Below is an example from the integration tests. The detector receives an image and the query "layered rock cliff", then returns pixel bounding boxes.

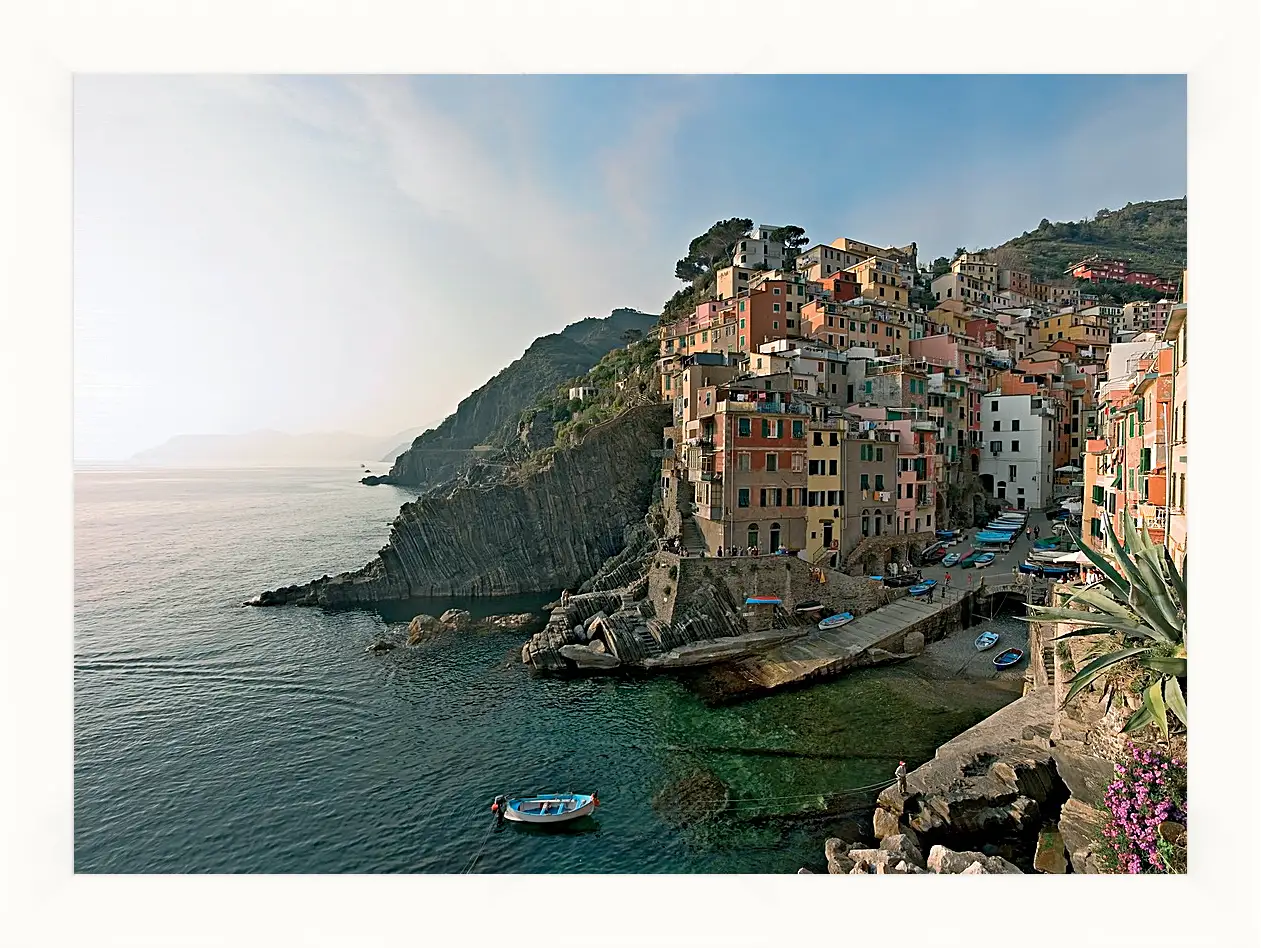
[255,402,671,606]
[375,308,657,490]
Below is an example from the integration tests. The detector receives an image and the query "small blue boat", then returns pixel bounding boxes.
[818,612,854,630]
[975,631,1000,651]
[993,648,1024,669]
[500,793,598,824]
[908,579,937,597]
[974,552,996,567]
[941,552,961,567]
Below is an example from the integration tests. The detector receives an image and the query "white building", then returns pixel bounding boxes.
[979,393,1056,510]
[732,225,786,271]
[755,339,866,404]
[568,385,599,402]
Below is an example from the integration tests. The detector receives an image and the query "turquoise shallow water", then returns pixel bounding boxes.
[74,467,1019,873]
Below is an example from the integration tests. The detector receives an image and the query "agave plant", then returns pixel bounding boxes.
[1024,513,1186,739]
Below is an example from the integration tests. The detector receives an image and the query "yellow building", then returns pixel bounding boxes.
[847,255,912,306]
[1036,313,1111,347]
[805,421,846,564]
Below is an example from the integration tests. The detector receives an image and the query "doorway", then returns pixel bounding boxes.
[747,523,759,551]
[769,522,781,552]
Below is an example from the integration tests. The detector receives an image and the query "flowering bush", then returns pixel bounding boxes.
[1101,741,1186,873]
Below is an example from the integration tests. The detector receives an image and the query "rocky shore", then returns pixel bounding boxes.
[252,403,670,606]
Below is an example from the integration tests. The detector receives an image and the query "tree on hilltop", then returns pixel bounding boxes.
[768,225,809,267]
[673,217,754,282]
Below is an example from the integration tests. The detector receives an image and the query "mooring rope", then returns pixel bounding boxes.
[463,818,497,874]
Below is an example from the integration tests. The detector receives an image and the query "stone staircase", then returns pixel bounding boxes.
[681,516,707,555]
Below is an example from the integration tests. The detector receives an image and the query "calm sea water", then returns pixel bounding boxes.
[75,466,1021,873]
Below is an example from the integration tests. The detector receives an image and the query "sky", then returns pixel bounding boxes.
[73,74,1187,461]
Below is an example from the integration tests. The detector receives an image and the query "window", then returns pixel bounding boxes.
[861,473,870,490]
[1011,419,1020,431]
[992,420,1001,431]
[813,431,823,446]
[738,452,751,471]
[766,453,779,473]
[760,488,768,507]
[827,490,839,506]
[792,420,803,439]
[773,287,781,295]
[991,401,999,412]
[773,320,779,329]
[1011,440,1020,452]
[876,448,884,461]
[1009,465,1018,480]
[791,453,803,473]
[738,417,751,437]
[989,441,1001,453]
[761,419,771,438]
[738,489,750,508]
[874,475,885,491]
[829,459,837,476]
[773,305,780,314]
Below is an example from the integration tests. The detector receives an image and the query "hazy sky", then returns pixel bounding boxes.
[73,74,1186,460]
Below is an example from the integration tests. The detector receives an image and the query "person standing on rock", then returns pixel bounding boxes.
[895,761,908,794]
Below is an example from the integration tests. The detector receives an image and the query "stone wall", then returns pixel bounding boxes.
[648,553,899,627]
[842,532,937,573]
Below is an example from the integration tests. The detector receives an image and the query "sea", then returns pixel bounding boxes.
[74,466,1024,874]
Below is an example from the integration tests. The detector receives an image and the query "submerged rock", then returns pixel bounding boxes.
[652,771,729,828]
[366,640,396,653]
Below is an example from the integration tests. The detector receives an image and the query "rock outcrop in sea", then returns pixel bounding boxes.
[255,403,671,606]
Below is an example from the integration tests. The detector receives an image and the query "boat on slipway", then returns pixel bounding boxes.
[974,631,1000,651]
[818,612,854,631]
[907,579,937,597]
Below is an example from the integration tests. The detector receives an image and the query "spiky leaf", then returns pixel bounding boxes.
[1064,646,1151,704]
[1123,702,1155,735]
[1164,676,1187,728]
[1164,548,1187,614]
[1142,679,1169,740]
[1129,550,1183,639]
[1141,656,1187,677]
[1064,587,1138,622]
[1069,526,1130,598]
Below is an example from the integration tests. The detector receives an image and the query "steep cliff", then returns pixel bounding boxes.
[378,308,657,490]
[255,402,672,606]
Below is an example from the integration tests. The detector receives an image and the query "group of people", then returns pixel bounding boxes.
[1024,525,1042,541]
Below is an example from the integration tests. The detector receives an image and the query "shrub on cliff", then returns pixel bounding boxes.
[1099,741,1186,874]
[1025,515,1186,741]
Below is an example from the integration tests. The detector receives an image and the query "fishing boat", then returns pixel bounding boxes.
[941,552,961,568]
[1018,561,1043,574]
[959,550,985,568]
[1038,565,1075,578]
[973,552,996,567]
[907,579,937,596]
[993,648,1024,669]
[974,631,1000,651]
[498,793,598,824]
[818,612,854,630]
[975,530,1016,543]
[794,599,825,614]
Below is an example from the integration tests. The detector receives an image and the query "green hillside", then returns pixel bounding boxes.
[985,197,1186,285]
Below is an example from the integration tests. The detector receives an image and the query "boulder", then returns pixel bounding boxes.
[439,608,473,631]
[588,638,607,654]
[959,861,989,874]
[846,848,899,874]
[486,612,539,631]
[893,860,927,874]
[878,832,925,869]
[1057,796,1108,874]
[557,644,621,670]
[927,845,1022,875]
[365,640,396,653]
[407,614,440,643]
[825,838,856,874]
[902,630,925,654]
[1050,745,1117,809]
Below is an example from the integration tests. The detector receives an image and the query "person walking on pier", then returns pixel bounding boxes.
[895,761,908,794]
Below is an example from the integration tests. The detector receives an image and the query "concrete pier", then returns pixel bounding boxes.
[719,590,971,696]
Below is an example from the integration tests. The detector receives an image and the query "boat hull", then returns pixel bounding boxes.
[993,649,1024,668]
[503,794,596,824]
[975,632,999,651]
[818,613,854,630]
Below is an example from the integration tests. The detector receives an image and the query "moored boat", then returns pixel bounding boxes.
[498,793,598,824]
[794,599,825,614]
[818,612,854,630]
[974,631,1000,651]
[993,648,1024,668]
[907,579,937,596]
[941,552,961,568]
[973,552,996,567]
